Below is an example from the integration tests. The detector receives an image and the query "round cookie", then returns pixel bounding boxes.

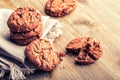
[45,0,76,17]
[10,23,43,39]
[25,39,64,71]
[7,6,41,32]
[66,37,103,65]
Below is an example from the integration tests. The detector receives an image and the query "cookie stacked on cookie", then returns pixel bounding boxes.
[7,6,43,46]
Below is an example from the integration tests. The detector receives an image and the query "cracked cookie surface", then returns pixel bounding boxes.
[25,39,65,71]
[7,6,41,32]
[45,0,76,17]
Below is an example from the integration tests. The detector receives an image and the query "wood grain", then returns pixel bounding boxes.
[0,0,120,80]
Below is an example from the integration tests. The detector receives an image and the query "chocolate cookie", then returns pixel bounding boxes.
[66,37,103,65]
[45,0,76,17]
[25,39,64,71]
[10,23,43,39]
[7,6,41,32]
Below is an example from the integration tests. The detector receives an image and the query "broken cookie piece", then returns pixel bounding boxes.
[66,37,103,65]
[75,50,95,65]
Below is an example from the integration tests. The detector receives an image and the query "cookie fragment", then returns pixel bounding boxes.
[45,0,76,17]
[75,50,95,65]
[25,39,64,71]
[66,37,103,65]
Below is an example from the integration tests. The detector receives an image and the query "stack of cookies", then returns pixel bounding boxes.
[7,6,43,46]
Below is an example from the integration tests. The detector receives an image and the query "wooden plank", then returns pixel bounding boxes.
[0,0,120,80]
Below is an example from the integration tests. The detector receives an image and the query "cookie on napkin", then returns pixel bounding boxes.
[25,39,65,71]
[0,8,63,79]
[7,6,43,46]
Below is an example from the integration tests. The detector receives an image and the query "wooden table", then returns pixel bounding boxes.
[0,0,120,80]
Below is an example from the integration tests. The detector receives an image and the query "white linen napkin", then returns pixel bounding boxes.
[0,9,63,79]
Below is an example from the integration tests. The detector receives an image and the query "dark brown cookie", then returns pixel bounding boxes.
[10,23,43,39]
[45,0,76,17]
[7,6,41,32]
[66,37,103,65]
[25,39,64,71]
